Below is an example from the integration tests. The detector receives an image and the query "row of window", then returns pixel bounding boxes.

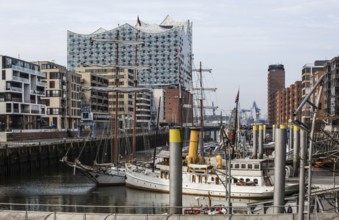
[231,163,260,170]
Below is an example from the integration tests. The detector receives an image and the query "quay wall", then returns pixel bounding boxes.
[0,211,338,220]
[0,131,168,177]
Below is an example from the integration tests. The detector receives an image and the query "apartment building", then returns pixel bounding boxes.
[301,61,327,122]
[275,81,301,125]
[34,61,81,129]
[267,64,285,125]
[0,55,46,130]
[77,70,110,126]
[76,66,133,115]
[323,56,339,119]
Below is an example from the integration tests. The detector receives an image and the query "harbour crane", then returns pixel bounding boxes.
[251,101,261,123]
[240,101,262,126]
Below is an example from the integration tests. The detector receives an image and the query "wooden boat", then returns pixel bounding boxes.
[61,156,126,186]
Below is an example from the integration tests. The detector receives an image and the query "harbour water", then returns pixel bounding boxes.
[0,165,253,214]
[0,150,337,215]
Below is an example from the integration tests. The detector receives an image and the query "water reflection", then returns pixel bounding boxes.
[0,166,265,214]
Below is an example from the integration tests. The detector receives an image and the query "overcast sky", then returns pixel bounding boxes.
[1,0,339,118]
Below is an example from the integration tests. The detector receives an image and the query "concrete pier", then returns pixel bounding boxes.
[0,210,338,220]
[0,132,169,178]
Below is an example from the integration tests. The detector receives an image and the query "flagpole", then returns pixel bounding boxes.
[232,90,239,159]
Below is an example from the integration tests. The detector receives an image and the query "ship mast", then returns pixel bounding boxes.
[192,62,213,159]
[113,28,120,165]
[90,28,145,165]
[132,31,139,160]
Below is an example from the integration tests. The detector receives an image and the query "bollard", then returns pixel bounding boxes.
[274,125,286,214]
[258,125,263,159]
[293,125,300,177]
[298,119,307,220]
[252,125,258,159]
[288,124,293,160]
[169,128,182,214]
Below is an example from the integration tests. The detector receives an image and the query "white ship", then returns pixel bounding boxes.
[125,151,299,199]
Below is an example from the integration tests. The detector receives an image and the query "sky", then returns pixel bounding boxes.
[1,0,339,118]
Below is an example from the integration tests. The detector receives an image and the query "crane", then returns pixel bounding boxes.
[251,101,261,123]
[240,101,262,126]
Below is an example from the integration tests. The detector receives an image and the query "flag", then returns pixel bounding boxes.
[137,16,141,26]
[235,90,239,103]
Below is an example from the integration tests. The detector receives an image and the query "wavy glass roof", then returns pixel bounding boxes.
[136,15,190,34]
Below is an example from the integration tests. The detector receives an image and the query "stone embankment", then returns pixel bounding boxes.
[1,211,339,220]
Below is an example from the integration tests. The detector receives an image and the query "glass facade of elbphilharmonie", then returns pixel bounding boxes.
[67,16,192,89]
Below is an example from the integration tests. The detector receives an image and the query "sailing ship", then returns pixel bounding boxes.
[61,87,151,186]
[61,157,126,186]
[61,28,148,186]
[60,118,127,186]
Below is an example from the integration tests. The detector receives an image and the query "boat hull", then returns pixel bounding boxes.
[88,170,126,186]
[61,158,126,186]
[125,164,299,199]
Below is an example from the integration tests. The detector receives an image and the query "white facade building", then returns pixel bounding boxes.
[0,55,46,130]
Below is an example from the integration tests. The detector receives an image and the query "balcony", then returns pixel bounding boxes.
[31,109,40,114]
[36,81,47,87]
[31,90,46,96]
[12,65,46,78]
[6,86,23,93]
[21,109,30,113]
[12,75,30,83]
[7,97,22,102]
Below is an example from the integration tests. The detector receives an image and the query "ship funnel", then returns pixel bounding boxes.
[187,128,200,164]
[216,155,222,169]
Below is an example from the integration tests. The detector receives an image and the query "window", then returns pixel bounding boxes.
[52,90,60,97]
[2,70,5,80]
[50,72,60,79]
[50,81,55,88]
[6,103,11,112]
